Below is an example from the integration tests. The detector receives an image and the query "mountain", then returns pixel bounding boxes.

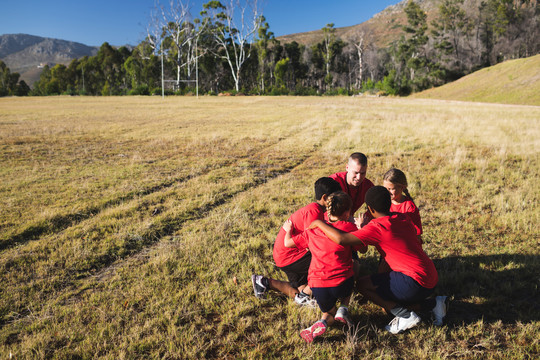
[276,0,443,47]
[0,34,99,85]
[411,54,540,106]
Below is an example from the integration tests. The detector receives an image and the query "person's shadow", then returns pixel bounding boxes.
[433,254,540,325]
[353,253,540,327]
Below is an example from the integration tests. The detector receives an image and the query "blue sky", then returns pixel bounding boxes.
[0,0,400,46]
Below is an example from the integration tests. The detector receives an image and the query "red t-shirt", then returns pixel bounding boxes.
[292,220,361,288]
[351,213,438,289]
[329,172,374,215]
[273,202,325,267]
[390,198,422,236]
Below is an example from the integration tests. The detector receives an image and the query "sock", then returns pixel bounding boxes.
[318,319,328,327]
[390,306,411,318]
[261,277,270,288]
[297,290,308,298]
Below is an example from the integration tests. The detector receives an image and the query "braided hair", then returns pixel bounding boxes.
[326,191,353,219]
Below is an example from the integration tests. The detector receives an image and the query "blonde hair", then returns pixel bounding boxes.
[326,191,353,218]
[383,168,413,201]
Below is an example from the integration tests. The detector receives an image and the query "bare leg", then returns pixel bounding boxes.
[356,275,396,312]
[321,307,337,326]
[298,284,312,296]
[268,278,299,299]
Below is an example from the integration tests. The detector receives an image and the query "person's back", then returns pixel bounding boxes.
[294,220,359,287]
[360,213,437,288]
[272,202,324,268]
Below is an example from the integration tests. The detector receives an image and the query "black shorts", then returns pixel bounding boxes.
[371,271,434,305]
[277,252,311,289]
[311,277,354,313]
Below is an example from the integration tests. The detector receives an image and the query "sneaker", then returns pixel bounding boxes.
[432,296,449,326]
[294,292,318,308]
[335,306,353,326]
[385,311,421,334]
[300,320,327,343]
[251,275,268,299]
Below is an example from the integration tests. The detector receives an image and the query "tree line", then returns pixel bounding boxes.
[2,0,538,97]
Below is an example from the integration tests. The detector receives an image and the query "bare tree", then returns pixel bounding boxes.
[147,0,207,91]
[353,33,365,90]
[201,0,262,92]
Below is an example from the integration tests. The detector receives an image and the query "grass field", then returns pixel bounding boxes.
[0,96,539,359]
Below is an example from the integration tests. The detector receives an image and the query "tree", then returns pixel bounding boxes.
[254,15,275,93]
[152,0,205,91]
[431,0,471,72]
[388,0,444,94]
[0,60,22,96]
[274,57,289,88]
[322,23,336,86]
[201,0,262,92]
[283,41,308,90]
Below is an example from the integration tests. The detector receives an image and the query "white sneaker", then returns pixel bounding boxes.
[294,292,318,308]
[251,275,268,299]
[335,306,353,326]
[432,296,449,326]
[385,311,421,334]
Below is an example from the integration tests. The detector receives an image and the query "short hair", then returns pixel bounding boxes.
[326,191,353,218]
[365,186,391,213]
[314,177,342,200]
[349,152,368,166]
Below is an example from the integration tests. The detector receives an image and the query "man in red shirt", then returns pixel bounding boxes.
[251,177,342,306]
[310,186,449,334]
[330,152,374,217]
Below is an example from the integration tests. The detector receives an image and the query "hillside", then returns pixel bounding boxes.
[276,0,442,47]
[0,34,98,85]
[411,54,540,106]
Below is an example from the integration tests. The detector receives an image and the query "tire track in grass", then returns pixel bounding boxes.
[0,136,292,252]
[0,130,325,330]
[0,125,340,351]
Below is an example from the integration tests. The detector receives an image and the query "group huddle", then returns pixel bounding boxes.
[251,152,449,343]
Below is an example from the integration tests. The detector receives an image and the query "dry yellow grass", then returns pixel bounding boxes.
[0,96,539,359]
[412,54,540,106]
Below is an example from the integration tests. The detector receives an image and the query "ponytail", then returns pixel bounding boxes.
[326,191,353,218]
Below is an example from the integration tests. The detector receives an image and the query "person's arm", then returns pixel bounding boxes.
[309,220,362,246]
[282,220,297,248]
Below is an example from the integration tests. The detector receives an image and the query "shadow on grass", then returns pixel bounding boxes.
[433,254,540,325]
[356,253,539,326]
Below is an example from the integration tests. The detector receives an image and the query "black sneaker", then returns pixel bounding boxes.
[251,275,269,299]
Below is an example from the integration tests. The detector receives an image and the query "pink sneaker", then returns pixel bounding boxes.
[300,321,327,343]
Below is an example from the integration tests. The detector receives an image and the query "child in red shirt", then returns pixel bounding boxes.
[283,191,366,343]
[251,177,342,306]
[377,168,423,273]
[310,186,449,334]
[383,168,422,241]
